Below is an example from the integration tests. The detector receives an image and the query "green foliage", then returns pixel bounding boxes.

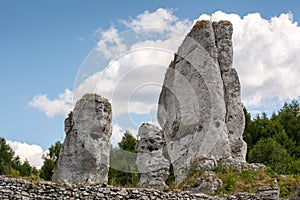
[240,170,255,184]
[67,111,73,119]
[0,138,14,175]
[166,164,175,187]
[249,138,292,174]
[39,159,56,181]
[276,100,300,156]
[191,181,200,188]
[118,131,137,152]
[108,131,139,187]
[278,174,300,198]
[184,165,299,198]
[243,101,300,174]
[243,108,285,152]
[0,138,38,178]
[48,141,62,162]
[82,93,101,99]
[217,168,238,194]
[39,141,62,180]
[19,160,33,177]
[213,166,299,197]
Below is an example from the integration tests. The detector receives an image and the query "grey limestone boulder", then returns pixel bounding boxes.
[157,20,246,183]
[136,123,170,189]
[256,186,280,200]
[183,171,223,195]
[53,94,112,184]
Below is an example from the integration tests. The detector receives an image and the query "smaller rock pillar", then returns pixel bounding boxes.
[136,123,170,189]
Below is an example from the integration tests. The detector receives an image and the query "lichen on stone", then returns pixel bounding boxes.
[218,20,232,26]
[193,20,210,28]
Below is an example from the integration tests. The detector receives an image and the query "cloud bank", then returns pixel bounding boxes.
[7,141,45,169]
[28,89,73,117]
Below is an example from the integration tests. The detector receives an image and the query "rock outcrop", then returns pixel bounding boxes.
[292,183,300,200]
[53,94,112,184]
[183,171,223,195]
[157,20,246,182]
[136,123,169,189]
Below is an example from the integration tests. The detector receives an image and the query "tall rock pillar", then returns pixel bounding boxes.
[53,94,112,183]
[157,20,246,183]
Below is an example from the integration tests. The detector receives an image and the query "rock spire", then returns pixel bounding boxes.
[157,20,246,182]
[53,94,112,184]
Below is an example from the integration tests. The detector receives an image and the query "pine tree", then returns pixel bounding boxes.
[0,138,14,175]
[39,141,62,180]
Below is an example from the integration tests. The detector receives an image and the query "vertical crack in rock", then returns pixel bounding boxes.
[53,94,112,184]
[158,20,246,183]
[136,123,170,189]
[213,21,247,161]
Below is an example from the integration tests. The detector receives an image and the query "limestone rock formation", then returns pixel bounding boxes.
[183,171,223,195]
[256,186,280,200]
[136,123,169,189]
[157,20,246,182]
[53,94,112,184]
[292,183,300,200]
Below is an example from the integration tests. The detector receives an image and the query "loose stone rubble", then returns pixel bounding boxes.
[0,176,282,200]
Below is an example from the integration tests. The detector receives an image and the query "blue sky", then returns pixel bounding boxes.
[1,0,300,167]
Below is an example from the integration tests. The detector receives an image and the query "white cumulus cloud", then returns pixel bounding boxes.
[110,124,138,146]
[198,11,300,110]
[123,8,177,30]
[7,141,45,169]
[28,89,73,117]
[96,27,127,59]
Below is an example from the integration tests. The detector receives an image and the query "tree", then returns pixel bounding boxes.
[248,138,292,174]
[277,100,300,150]
[273,131,297,156]
[39,141,62,180]
[118,131,137,152]
[243,108,285,157]
[48,141,62,162]
[19,160,33,177]
[0,138,14,175]
[243,107,252,148]
[40,159,56,180]
[108,131,139,186]
[0,138,38,177]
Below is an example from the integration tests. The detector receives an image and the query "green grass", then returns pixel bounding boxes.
[278,174,300,198]
[82,93,102,99]
[178,164,299,198]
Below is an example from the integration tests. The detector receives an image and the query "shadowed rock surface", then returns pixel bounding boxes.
[136,123,169,189]
[157,20,246,183]
[53,94,112,184]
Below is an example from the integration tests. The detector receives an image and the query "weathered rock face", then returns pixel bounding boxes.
[136,123,169,189]
[53,94,112,184]
[157,20,246,182]
[184,171,223,195]
[292,183,300,200]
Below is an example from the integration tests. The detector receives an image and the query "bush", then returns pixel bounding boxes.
[249,138,292,174]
